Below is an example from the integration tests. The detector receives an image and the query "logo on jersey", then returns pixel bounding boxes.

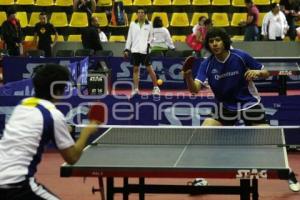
[214,70,239,80]
[211,69,219,74]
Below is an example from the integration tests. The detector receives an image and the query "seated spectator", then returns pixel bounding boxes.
[150,16,175,53]
[261,3,289,41]
[81,16,104,52]
[186,18,212,56]
[73,0,96,19]
[110,0,129,26]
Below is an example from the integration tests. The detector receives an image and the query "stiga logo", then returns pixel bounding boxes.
[236,169,267,179]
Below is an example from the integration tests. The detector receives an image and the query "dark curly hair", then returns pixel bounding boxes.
[153,16,163,28]
[32,63,70,100]
[204,28,231,53]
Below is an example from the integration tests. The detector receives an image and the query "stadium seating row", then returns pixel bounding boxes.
[0,11,268,28]
[0,0,280,7]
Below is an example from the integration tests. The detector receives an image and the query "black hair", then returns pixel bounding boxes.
[153,16,163,28]
[32,63,70,100]
[270,3,279,9]
[137,6,146,13]
[39,12,47,16]
[6,7,16,17]
[204,18,212,26]
[204,28,231,53]
[244,0,253,4]
[198,16,206,22]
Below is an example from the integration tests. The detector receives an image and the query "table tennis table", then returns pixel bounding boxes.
[61,127,291,200]
[262,61,300,95]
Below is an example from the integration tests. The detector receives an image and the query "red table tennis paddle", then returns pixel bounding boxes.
[88,103,106,124]
[182,56,196,72]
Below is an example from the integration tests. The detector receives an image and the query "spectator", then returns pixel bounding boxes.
[240,0,260,41]
[261,3,289,41]
[124,7,160,95]
[1,8,23,56]
[280,0,300,41]
[33,12,58,57]
[81,16,104,52]
[73,0,96,20]
[110,0,129,26]
[150,16,175,53]
[186,17,212,56]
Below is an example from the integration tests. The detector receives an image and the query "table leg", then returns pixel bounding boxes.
[107,177,114,200]
[139,177,145,200]
[252,179,258,200]
[278,75,287,96]
[240,179,250,200]
[123,177,129,200]
[98,176,105,200]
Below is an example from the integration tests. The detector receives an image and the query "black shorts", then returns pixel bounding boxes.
[210,103,268,126]
[130,53,151,66]
[0,178,59,200]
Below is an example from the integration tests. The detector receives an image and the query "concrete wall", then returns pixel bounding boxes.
[53,41,300,57]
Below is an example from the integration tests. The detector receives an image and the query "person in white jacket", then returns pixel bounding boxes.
[261,3,289,40]
[124,7,160,95]
[150,16,175,53]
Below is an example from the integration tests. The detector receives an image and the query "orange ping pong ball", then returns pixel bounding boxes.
[157,79,163,86]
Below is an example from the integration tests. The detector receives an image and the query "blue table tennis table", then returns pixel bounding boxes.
[61,127,291,200]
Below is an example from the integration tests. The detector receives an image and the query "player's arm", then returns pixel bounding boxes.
[183,69,202,94]
[59,121,98,165]
[245,69,269,81]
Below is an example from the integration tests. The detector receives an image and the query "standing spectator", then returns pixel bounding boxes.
[110,0,129,26]
[33,12,58,57]
[73,0,96,20]
[261,3,289,41]
[81,16,104,52]
[186,17,212,56]
[240,0,260,41]
[1,8,23,56]
[124,7,160,95]
[150,16,175,53]
[280,0,300,41]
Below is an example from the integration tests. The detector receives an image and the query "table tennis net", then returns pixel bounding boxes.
[93,128,284,145]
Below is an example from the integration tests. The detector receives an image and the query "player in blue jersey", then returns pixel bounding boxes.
[184,27,269,126]
[183,27,300,191]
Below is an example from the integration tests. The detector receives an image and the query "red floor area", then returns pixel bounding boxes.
[37,151,300,200]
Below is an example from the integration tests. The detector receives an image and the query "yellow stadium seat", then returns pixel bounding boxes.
[172,0,191,5]
[109,35,126,42]
[231,13,247,27]
[24,35,34,41]
[258,12,267,27]
[0,12,6,25]
[133,0,151,6]
[190,12,209,26]
[170,13,189,27]
[69,12,88,27]
[28,12,40,27]
[153,0,171,6]
[192,0,211,6]
[211,13,229,27]
[212,0,230,6]
[253,0,270,5]
[123,0,132,6]
[271,0,280,3]
[232,0,245,7]
[67,35,82,42]
[0,0,14,5]
[50,12,68,27]
[16,12,28,28]
[35,0,54,6]
[151,12,169,28]
[55,0,73,6]
[172,35,186,42]
[97,0,112,6]
[92,13,108,27]
[231,35,244,41]
[52,35,64,41]
[15,0,34,5]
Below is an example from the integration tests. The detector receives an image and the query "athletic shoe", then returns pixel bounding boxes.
[288,171,300,192]
[152,86,160,95]
[131,88,139,96]
[191,178,208,186]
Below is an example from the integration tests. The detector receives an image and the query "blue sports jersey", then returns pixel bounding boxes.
[196,49,263,111]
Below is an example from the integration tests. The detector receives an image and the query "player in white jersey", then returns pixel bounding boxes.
[0,64,99,199]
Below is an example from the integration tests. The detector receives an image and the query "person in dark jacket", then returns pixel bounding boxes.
[1,8,23,56]
[81,16,103,52]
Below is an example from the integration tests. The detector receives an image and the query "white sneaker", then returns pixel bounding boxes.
[131,88,139,96]
[152,86,160,95]
[192,178,208,186]
[288,171,300,192]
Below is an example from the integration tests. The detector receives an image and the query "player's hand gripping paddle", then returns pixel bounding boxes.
[87,103,106,124]
[182,56,196,72]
